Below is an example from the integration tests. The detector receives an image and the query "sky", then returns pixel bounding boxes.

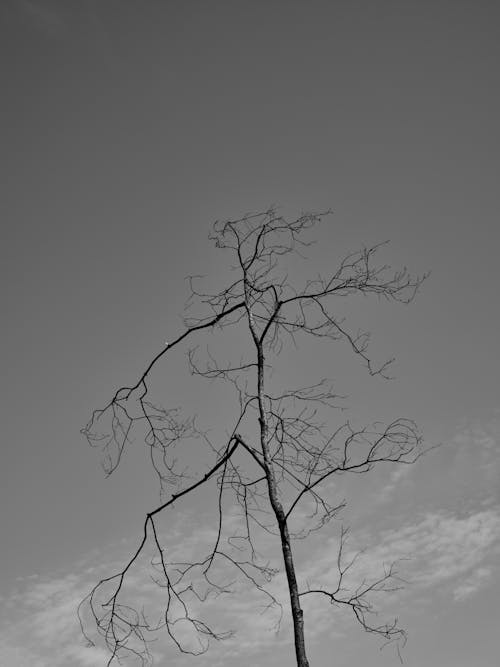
[1,1,499,665]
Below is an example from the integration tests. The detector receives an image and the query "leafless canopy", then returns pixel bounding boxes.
[80,209,428,666]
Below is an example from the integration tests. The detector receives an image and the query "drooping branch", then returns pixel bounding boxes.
[79,434,285,665]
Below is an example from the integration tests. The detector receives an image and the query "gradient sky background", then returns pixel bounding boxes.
[1,1,500,666]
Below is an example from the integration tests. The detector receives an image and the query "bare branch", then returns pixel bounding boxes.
[299,527,408,657]
[81,210,429,666]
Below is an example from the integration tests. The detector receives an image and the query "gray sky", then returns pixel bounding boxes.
[1,1,499,666]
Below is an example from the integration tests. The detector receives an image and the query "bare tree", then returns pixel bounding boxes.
[80,210,428,666]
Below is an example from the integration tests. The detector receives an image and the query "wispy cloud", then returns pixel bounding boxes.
[3,415,499,665]
[301,508,500,608]
[370,509,500,588]
[375,463,414,504]
[0,568,111,667]
[372,413,500,509]
[453,566,492,601]
[0,522,289,667]
[2,510,499,666]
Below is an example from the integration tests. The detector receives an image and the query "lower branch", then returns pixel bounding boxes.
[79,437,241,665]
[299,527,407,660]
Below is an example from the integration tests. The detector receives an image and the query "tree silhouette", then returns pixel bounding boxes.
[80,210,429,666]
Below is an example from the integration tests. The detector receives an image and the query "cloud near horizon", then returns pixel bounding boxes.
[2,417,499,666]
[3,503,499,666]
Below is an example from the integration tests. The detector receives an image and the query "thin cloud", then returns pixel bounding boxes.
[0,569,110,667]
[453,566,492,601]
[2,513,499,666]
[0,521,289,666]
[376,463,413,504]
[373,414,500,509]
[301,508,500,606]
[374,509,500,588]
[3,416,498,665]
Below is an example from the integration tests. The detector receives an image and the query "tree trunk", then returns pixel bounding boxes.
[254,338,310,667]
[275,502,310,667]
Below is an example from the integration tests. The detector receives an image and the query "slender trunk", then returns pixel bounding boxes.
[255,342,310,667]
[273,500,310,667]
